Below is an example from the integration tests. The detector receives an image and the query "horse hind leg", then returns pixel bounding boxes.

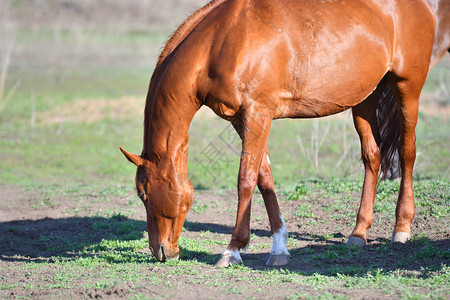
[347,89,382,247]
[257,147,289,266]
[387,72,425,243]
[387,2,435,243]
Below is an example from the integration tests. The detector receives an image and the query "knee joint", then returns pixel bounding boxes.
[238,180,257,199]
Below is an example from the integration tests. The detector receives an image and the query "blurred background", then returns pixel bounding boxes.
[0,0,448,190]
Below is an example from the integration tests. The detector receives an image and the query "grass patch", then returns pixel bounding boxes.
[294,203,317,218]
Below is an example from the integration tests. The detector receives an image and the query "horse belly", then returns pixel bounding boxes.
[275,60,386,119]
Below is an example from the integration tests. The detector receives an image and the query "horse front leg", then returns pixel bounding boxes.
[347,94,381,246]
[228,120,289,266]
[216,106,274,267]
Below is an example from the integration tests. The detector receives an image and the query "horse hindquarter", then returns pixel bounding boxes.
[388,0,436,241]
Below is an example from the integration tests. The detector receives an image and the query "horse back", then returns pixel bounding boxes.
[198,0,395,117]
[153,0,436,119]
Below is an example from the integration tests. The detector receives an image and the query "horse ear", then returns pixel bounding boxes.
[120,147,144,167]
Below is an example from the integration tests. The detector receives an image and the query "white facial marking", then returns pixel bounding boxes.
[222,249,242,262]
[270,215,289,255]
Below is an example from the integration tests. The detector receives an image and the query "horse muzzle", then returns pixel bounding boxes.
[150,244,179,262]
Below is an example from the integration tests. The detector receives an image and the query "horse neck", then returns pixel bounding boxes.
[142,92,199,172]
[140,1,226,171]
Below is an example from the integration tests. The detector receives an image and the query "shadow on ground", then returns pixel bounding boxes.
[0,217,448,277]
[0,215,147,262]
[184,220,272,237]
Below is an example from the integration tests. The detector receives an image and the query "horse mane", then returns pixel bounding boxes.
[142,0,227,156]
[153,0,227,75]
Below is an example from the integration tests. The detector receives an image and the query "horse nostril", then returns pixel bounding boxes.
[138,192,145,201]
[160,245,167,262]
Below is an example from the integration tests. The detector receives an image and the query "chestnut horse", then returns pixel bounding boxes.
[120,0,438,267]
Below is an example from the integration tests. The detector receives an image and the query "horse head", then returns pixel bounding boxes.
[120,147,194,262]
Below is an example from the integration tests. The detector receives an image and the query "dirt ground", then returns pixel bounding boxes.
[0,183,448,299]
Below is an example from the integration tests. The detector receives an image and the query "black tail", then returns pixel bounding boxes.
[376,84,401,180]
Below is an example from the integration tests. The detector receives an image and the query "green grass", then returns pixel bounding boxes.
[294,204,317,218]
[282,177,449,225]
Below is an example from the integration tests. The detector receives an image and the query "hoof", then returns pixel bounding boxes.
[215,256,241,267]
[391,232,410,244]
[215,251,242,268]
[266,254,290,267]
[346,236,367,247]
